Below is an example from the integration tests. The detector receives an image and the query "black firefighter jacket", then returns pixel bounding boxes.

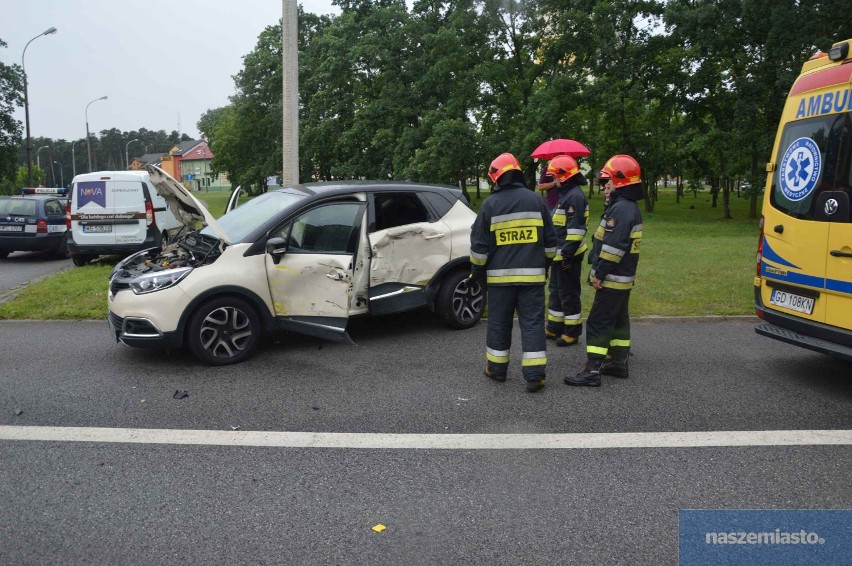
[470,181,558,285]
[588,183,644,290]
[553,179,589,261]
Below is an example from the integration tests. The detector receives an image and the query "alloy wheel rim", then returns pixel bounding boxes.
[452,279,483,322]
[198,306,253,358]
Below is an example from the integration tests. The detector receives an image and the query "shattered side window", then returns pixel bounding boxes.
[373,193,428,231]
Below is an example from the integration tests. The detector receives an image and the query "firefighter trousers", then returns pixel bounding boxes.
[485,284,547,382]
[546,254,584,338]
[585,288,631,360]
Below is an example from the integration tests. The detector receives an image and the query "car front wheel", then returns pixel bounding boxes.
[187,296,261,365]
[436,269,485,329]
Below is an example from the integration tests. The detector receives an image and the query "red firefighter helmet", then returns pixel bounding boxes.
[546,155,580,183]
[488,152,521,183]
[601,155,641,189]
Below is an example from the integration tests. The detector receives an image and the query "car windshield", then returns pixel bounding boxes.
[200,190,306,242]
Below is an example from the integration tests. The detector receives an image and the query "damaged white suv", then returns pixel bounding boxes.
[108,166,484,365]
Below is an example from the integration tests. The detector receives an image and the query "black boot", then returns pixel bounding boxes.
[600,349,629,378]
[565,359,602,387]
[484,366,506,382]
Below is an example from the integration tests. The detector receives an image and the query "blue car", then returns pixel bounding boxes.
[0,188,70,259]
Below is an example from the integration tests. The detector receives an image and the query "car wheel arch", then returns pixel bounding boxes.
[178,285,276,340]
[426,257,471,307]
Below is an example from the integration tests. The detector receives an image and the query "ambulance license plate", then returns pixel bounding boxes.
[83,224,112,233]
[770,289,814,315]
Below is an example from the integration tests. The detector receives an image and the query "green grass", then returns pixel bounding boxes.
[0,187,760,320]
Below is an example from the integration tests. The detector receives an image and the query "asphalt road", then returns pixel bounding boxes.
[0,251,71,296]
[1,316,851,564]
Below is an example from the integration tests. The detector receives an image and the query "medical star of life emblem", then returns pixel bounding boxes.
[780,137,821,202]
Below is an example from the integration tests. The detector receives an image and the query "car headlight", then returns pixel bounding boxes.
[130,266,192,294]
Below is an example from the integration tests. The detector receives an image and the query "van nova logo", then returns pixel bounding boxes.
[78,181,106,208]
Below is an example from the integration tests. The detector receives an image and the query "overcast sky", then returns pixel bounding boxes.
[1,0,340,142]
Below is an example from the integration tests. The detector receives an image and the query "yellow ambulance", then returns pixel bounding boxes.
[754,39,852,361]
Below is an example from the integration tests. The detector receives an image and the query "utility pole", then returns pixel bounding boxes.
[281,0,299,185]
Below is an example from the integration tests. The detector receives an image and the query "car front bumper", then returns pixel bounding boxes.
[108,310,182,349]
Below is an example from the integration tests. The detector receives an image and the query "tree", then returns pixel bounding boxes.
[0,37,23,194]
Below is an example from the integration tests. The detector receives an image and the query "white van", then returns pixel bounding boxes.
[67,171,183,266]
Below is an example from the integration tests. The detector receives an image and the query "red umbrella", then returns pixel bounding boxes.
[530,139,591,160]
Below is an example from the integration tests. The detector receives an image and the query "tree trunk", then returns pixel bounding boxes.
[722,178,732,220]
[643,180,655,212]
[749,191,759,219]
[459,179,470,203]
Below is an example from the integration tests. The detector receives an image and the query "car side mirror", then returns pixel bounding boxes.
[266,236,288,264]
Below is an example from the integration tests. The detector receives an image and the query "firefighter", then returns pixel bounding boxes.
[566,155,644,387]
[544,155,589,347]
[470,152,557,392]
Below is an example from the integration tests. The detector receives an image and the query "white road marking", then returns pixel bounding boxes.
[1,426,851,449]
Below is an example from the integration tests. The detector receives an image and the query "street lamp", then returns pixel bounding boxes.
[37,145,50,172]
[125,138,139,170]
[85,95,108,173]
[22,26,58,187]
[71,140,78,178]
[54,161,63,188]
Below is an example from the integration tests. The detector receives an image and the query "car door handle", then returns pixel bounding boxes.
[830,250,852,258]
[424,233,446,240]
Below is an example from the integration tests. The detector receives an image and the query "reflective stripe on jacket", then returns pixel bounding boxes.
[470,181,557,285]
[551,181,589,261]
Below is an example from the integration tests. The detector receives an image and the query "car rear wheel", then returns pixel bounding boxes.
[436,268,485,329]
[55,233,71,259]
[187,296,261,366]
[71,254,94,267]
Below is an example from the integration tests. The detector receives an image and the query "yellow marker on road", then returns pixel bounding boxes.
[371,524,386,533]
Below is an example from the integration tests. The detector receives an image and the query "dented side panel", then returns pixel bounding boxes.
[442,199,477,260]
[266,252,353,320]
[367,219,452,287]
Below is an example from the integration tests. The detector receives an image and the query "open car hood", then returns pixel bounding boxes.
[146,165,230,244]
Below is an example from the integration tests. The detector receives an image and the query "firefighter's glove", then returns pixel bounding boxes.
[468,270,486,286]
[545,258,553,272]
